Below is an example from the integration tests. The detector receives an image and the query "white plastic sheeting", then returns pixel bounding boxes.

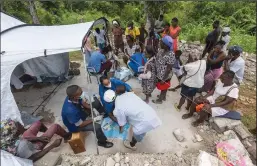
[1,150,33,166]
[1,12,25,32]
[1,12,94,124]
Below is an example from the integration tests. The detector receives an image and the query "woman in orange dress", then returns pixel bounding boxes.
[169,17,181,52]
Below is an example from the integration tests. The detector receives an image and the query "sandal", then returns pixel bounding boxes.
[174,103,181,112]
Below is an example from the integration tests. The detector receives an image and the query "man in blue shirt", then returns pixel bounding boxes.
[88,47,112,76]
[62,85,113,148]
[99,76,132,122]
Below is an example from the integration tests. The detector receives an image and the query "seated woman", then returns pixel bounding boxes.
[139,46,157,103]
[201,41,226,92]
[182,70,239,127]
[128,45,147,76]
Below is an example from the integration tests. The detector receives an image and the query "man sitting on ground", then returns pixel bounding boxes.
[104,85,161,151]
[1,119,71,162]
[88,46,112,76]
[61,85,113,148]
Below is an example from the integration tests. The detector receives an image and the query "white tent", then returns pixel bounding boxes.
[1,12,108,124]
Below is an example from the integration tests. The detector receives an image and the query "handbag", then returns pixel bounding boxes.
[179,60,202,85]
[215,86,238,111]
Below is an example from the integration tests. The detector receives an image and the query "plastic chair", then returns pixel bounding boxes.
[86,66,102,84]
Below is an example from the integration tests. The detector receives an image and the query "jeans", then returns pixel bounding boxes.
[91,97,105,114]
[78,122,107,143]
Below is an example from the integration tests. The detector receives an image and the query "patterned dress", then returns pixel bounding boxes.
[155,49,176,81]
[142,58,157,95]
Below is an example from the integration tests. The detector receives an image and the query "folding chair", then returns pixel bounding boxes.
[86,66,102,84]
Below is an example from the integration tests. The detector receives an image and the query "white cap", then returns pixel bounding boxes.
[104,90,116,103]
[113,21,118,25]
[222,27,231,33]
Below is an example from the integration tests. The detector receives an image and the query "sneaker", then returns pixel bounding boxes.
[123,140,137,151]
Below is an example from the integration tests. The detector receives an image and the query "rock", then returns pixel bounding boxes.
[196,151,225,166]
[233,124,251,140]
[194,133,203,142]
[192,138,197,143]
[211,117,241,133]
[124,157,129,163]
[149,157,155,163]
[114,153,121,163]
[152,160,162,166]
[79,157,91,166]
[114,163,120,166]
[106,157,116,166]
[144,161,150,166]
[173,128,185,142]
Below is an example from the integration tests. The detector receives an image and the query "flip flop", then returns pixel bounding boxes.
[174,103,181,112]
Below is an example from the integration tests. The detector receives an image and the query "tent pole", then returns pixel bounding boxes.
[81,49,99,155]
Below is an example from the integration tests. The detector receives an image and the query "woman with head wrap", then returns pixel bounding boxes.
[224,45,245,85]
[174,51,206,111]
[152,35,176,104]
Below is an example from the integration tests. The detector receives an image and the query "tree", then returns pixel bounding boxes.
[27,0,40,24]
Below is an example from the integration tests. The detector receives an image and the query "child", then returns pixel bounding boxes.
[139,23,148,53]
[146,30,160,54]
[123,35,136,65]
[139,46,156,103]
[169,50,183,91]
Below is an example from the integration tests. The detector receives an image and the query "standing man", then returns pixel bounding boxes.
[94,27,106,51]
[62,85,113,148]
[224,45,245,85]
[104,86,161,151]
[154,14,164,35]
[219,27,231,53]
[112,20,125,56]
[125,21,140,42]
[201,20,221,59]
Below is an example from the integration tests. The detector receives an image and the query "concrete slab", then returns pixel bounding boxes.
[211,117,242,133]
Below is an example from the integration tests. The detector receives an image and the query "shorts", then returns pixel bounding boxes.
[133,133,146,142]
[181,84,199,97]
[206,96,229,117]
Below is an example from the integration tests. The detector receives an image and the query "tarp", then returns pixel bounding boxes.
[1,12,94,124]
[1,150,33,166]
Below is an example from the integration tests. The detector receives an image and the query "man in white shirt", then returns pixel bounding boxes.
[154,15,164,33]
[104,86,162,151]
[224,45,245,85]
[94,28,106,51]
[175,52,206,111]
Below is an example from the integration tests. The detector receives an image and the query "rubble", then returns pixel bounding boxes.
[194,133,203,142]
[195,151,225,166]
[211,117,242,133]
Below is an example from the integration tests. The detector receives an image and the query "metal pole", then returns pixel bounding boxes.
[81,48,99,155]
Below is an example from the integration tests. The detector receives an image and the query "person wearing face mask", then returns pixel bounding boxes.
[99,76,133,121]
[61,85,113,148]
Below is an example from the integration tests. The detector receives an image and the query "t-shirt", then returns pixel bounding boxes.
[88,51,107,72]
[125,27,140,40]
[93,30,105,44]
[125,45,136,57]
[113,92,161,135]
[228,56,245,84]
[183,60,206,88]
[62,97,88,132]
[212,79,239,101]
[155,20,163,29]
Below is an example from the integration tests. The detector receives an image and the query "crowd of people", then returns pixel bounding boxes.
[1,15,246,162]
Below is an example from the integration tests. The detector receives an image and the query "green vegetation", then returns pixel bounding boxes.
[2,1,256,52]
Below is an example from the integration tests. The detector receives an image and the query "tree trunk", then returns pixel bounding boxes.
[28,0,40,24]
[144,1,155,32]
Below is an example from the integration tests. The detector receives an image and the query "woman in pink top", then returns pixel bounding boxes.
[169,17,181,52]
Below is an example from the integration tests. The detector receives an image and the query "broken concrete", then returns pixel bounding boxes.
[34,152,62,166]
[173,128,185,142]
[211,117,242,133]
[233,124,251,140]
[195,151,225,166]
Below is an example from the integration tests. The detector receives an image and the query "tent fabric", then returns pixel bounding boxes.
[1,12,95,124]
[1,150,33,166]
[1,12,25,32]
[11,52,70,89]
